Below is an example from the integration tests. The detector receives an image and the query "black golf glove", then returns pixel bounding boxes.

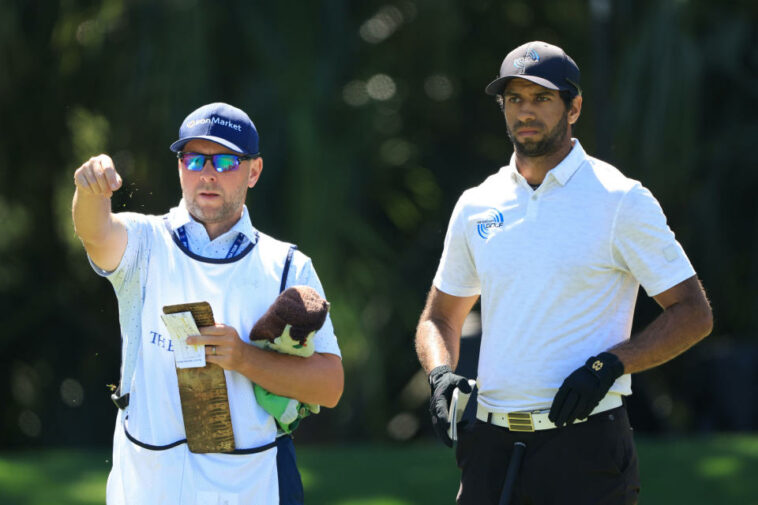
[549,352,624,427]
[428,365,473,447]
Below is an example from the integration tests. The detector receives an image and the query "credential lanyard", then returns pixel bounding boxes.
[175,225,246,259]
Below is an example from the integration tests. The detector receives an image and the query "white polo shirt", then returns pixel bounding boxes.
[433,140,695,412]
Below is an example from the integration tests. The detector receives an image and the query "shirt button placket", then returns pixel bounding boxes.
[526,191,539,220]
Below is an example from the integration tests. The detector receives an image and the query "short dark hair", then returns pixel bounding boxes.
[558,90,573,109]
[495,89,576,111]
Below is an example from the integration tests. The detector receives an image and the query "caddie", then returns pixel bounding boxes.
[415,41,713,504]
[72,102,343,504]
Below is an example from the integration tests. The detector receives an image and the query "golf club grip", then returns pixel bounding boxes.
[498,441,526,505]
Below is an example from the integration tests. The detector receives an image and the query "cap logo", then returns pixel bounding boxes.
[513,49,540,74]
[186,116,242,132]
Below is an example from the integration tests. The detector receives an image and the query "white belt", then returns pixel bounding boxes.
[476,394,623,432]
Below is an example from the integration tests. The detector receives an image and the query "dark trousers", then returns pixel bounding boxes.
[455,406,640,505]
[276,435,304,505]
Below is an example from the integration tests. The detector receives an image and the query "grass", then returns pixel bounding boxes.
[0,435,756,505]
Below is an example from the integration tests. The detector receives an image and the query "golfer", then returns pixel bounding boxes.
[415,41,712,504]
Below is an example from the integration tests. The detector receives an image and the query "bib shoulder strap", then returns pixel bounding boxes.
[280,244,297,294]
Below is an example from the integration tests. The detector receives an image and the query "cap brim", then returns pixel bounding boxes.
[169,135,251,155]
[485,75,561,96]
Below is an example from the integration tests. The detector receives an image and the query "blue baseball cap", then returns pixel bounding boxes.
[169,102,259,155]
[485,41,581,97]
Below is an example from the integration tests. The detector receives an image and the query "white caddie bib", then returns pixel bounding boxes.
[107,219,294,505]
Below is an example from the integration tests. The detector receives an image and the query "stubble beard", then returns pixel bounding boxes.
[506,110,569,158]
[185,185,247,226]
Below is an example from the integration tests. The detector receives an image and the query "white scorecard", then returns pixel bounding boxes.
[160,311,207,369]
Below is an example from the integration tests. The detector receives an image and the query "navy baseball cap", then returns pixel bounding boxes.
[169,102,259,156]
[485,41,581,97]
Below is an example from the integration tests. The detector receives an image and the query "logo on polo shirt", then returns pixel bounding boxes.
[514,49,540,74]
[476,208,504,239]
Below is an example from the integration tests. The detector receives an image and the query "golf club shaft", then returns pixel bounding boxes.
[498,441,526,505]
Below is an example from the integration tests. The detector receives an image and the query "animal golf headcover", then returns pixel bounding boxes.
[249,286,330,433]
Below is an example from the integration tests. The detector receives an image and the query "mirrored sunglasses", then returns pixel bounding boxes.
[177,152,255,173]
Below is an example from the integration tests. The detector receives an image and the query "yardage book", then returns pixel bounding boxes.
[162,302,235,453]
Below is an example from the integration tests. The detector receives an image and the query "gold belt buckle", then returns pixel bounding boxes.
[506,411,535,432]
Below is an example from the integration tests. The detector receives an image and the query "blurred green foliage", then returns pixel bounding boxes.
[0,0,756,449]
